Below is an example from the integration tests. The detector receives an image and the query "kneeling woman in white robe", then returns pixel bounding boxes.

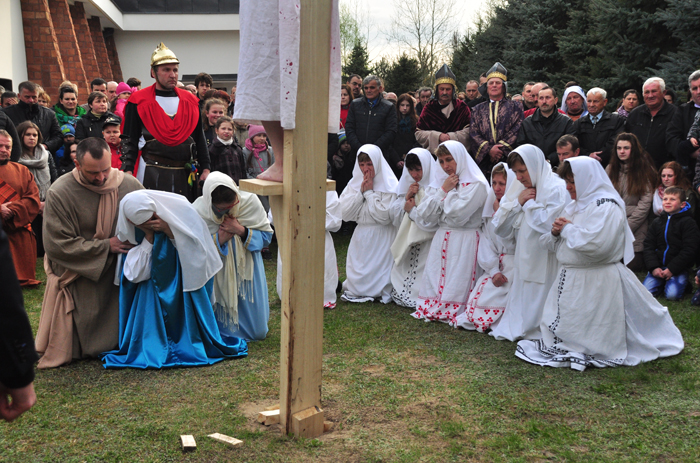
[193,172,273,341]
[517,157,684,370]
[453,162,516,332]
[389,148,439,307]
[340,144,399,303]
[274,190,342,309]
[102,190,248,369]
[412,140,488,323]
[489,145,569,342]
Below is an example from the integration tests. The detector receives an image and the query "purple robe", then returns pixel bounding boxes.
[417,98,471,134]
[469,99,523,178]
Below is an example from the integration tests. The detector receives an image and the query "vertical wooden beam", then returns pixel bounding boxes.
[278,0,332,436]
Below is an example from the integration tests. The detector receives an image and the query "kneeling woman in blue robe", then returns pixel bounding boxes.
[193,172,273,341]
[102,190,248,369]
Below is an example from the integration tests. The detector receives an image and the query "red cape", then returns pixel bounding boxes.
[417,98,471,133]
[129,84,200,146]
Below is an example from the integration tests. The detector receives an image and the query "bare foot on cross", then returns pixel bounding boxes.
[257,120,284,182]
[257,162,284,182]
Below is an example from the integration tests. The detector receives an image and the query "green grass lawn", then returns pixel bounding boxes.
[2,233,700,462]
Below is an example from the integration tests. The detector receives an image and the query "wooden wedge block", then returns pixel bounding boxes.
[323,421,333,433]
[257,409,280,425]
[292,406,325,438]
[208,433,243,448]
[265,404,280,411]
[180,435,196,452]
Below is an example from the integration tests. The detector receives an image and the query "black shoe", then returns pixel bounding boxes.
[261,248,273,260]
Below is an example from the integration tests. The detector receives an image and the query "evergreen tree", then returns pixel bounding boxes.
[343,41,373,80]
[373,57,392,85]
[384,54,423,96]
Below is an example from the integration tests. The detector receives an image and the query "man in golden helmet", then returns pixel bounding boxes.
[121,43,210,200]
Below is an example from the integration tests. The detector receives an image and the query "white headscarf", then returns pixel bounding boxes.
[347,144,399,194]
[192,172,273,328]
[498,144,567,283]
[560,85,588,116]
[482,162,515,218]
[429,140,488,190]
[563,156,635,264]
[396,148,436,195]
[116,190,222,292]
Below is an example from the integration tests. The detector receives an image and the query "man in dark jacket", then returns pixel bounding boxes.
[625,77,679,169]
[1,81,62,154]
[573,87,625,167]
[345,75,399,174]
[0,110,21,162]
[516,86,574,168]
[0,223,38,422]
[642,187,700,300]
[669,70,700,182]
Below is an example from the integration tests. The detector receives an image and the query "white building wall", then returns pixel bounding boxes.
[0,0,29,89]
[114,29,240,92]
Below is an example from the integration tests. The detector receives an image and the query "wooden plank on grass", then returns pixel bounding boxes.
[180,435,196,452]
[208,433,243,448]
[257,409,280,425]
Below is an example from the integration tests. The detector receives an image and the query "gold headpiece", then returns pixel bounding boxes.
[151,42,179,67]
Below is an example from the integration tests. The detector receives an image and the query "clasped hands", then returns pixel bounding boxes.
[551,217,571,236]
[404,182,420,212]
[218,216,246,244]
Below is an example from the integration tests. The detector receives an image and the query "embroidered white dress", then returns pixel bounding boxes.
[389,187,439,307]
[412,182,487,323]
[453,216,516,332]
[516,200,684,370]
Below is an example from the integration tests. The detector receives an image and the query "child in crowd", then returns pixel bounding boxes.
[489,145,569,341]
[243,125,275,212]
[75,91,117,141]
[209,116,248,185]
[389,148,438,308]
[393,93,420,166]
[653,161,695,216]
[331,130,354,195]
[202,98,227,146]
[453,162,516,333]
[54,124,75,164]
[57,142,77,177]
[412,140,488,323]
[606,133,657,272]
[643,187,700,300]
[113,82,133,119]
[340,144,398,304]
[102,115,123,169]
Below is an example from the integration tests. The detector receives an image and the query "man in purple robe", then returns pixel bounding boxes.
[416,65,471,154]
[469,62,523,179]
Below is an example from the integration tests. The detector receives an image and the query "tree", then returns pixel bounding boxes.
[373,57,392,84]
[343,41,373,79]
[384,54,423,95]
[388,0,460,85]
[339,2,367,71]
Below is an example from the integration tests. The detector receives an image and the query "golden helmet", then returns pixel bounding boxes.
[151,42,179,67]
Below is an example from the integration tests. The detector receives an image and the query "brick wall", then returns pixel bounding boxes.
[20,0,123,105]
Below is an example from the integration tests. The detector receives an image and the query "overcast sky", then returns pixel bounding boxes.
[344,0,491,62]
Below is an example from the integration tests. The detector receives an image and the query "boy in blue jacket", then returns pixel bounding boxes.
[643,187,700,300]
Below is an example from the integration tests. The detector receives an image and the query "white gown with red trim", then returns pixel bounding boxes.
[452,215,516,332]
[412,182,487,323]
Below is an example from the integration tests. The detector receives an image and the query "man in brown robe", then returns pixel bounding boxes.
[0,130,40,286]
[36,138,142,368]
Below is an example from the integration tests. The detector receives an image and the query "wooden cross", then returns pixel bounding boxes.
[239,0,333,439]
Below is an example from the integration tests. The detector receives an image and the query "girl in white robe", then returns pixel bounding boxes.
[389,148,439,307]
[489,144,569,342]
[274,190,342,308]
[453,163,517,332]
[516,157,684,370]
[412,140,488,323]
[340,144,399,303]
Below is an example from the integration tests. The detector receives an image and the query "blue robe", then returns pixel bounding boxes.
[102,232,248,369]
[214,229,273,341]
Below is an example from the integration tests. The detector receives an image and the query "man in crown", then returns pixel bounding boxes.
[469,63,524,178]
[121,43,210,201]
[415,64,471,154]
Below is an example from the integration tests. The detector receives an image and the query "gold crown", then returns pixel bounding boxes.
[151,42,179,67]
[435,77,456,87]
[486,72,507,82]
